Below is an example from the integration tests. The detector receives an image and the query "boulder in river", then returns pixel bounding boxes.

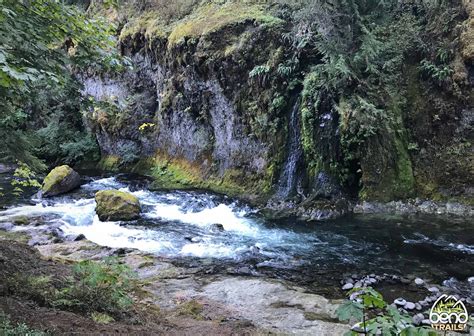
[209,223,225,232]
[95,190,141,221]
[41,165,81,197]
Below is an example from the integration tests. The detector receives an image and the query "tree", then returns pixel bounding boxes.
[0,0,121,170]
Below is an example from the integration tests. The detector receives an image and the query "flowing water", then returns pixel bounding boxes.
[0,174,473,298]
[276,100,304,198]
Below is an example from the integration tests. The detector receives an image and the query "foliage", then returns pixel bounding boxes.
[0,0,121,169]
[7,258,136,319]
[91,312,115,324]
[419,59,453,84]
[249,65,271,85]
[274,0,463,198]
[11,162,41,195]
[138,122,155,133]
[55,257,136,317]
[0,312,49,336]
[336,287,436,336]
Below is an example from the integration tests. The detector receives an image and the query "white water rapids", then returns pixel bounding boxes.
[0,177,327,261]
[0,175,472,283]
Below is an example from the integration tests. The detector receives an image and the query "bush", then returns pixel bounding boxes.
[0,313,49,336]
[7,258,136,320]
[55,258,136,318]
[336,287,436,335]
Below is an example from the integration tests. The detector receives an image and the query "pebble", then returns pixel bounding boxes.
[468,276,474,283]
[342,283,354,290]
[394,298,407,306]
[428,286,439,293]
[404,302,416,310]
[351,323,364,333]
[368,277,377,284]
[415,303,422,310]
[421,319,431,325]
[354,281,363,288]
[414,278,424,285]
[413,313,425,325]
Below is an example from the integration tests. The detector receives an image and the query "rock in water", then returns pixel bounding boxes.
[95,190,141,221]
[41,165,81,197]
[209,223,225,232]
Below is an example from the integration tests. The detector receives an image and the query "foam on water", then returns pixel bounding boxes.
[403,233,474,255]
[0,177,304,259]
[0,178,474,274]
[146,203,258,235]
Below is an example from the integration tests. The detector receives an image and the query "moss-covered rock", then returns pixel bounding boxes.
[41,165,81,197]
[95,190,141,221]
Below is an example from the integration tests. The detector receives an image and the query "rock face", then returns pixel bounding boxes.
[82,2,474,214]
[95,190,141,221]
[41,165,81,197]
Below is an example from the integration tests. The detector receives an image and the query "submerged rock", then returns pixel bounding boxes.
[41,165,81,197]
[209,223,225,232]
[95,190,141,221]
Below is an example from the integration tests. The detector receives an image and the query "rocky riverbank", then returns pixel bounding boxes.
[0,220,349,335]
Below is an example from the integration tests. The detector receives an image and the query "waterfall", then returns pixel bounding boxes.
[276,99,304,199]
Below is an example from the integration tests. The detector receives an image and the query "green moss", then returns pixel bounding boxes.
[358,117,415,202]
[13,216,29,225]
[98,156,121,171]
[0,230,30,243]
[42,165,72,194]
[95,190,141,221]
[168,2,283,46]
[119,11,169,42]
[176,300,204,319]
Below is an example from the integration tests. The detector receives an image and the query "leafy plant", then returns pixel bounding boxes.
[11,162,41,195]
[7,258,136,319]
[55,257,136,317]
[249,65,271,85]
[336,287,436,335]
[139,122,156,133]
[0,312,49,336]
[0,0,121,169]
[419,59,453,83]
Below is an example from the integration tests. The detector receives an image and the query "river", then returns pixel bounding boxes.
[0,173,473,300]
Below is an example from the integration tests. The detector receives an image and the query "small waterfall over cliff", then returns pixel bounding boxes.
[276,99,304,199]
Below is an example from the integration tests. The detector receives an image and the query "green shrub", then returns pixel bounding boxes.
[6,258,136,320]
[336,287,436,335]
[0,313,49,336]
[55,258,136,317]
